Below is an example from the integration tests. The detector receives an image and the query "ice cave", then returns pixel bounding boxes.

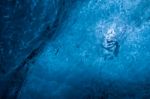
[0,0,150,99]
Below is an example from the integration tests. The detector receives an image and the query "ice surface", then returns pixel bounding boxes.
[0,0,150,99]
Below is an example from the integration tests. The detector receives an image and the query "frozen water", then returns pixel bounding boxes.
[0,0,150,99]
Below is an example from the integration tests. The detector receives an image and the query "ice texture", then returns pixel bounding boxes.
[0,0,150,99]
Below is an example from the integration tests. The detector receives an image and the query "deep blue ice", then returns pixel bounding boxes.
[0,0,150,99]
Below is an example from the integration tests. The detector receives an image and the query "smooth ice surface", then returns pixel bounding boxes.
[0,0,150,99]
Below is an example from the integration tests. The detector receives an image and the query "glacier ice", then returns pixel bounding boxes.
[0,0,150,99]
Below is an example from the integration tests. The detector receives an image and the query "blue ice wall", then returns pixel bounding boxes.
[0,0,76,98]
[0,0,150,99]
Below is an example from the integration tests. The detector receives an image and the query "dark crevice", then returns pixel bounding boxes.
[0,1,77,98]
